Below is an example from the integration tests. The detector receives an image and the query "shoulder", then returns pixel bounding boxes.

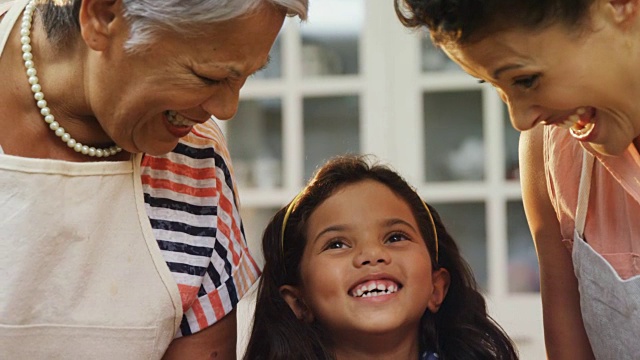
[518,126,561,238]
[0,1,17,20]
[181,120,232,161]
[520,126,584,209]
[518,126,545,194]
[141,120,239,204]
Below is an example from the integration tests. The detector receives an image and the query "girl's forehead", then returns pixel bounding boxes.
[305,181,418,232]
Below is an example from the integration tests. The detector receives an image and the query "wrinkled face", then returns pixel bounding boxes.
[295,180,444,345]
[88,3,286,155]
[441,3,640,156]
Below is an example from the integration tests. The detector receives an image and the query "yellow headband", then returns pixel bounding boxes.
[280,191,304,256]
[280,192,439,264]
[421,200,439,264]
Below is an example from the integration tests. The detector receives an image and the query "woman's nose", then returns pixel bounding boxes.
[504,96,539,132]
[201,86,241,121]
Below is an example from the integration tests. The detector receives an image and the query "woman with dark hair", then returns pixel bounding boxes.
[394,0,640,358]
[243,155,518,359]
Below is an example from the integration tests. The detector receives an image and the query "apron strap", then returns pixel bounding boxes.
[0,2,12,16]
[1,1,28,59]
[575,149,595,237]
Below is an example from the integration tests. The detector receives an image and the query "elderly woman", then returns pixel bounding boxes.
[0,0,307,359]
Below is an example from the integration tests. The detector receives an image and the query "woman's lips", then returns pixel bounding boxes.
[553,107,597,140]
[163,110,200,138]
[568,107,596,140]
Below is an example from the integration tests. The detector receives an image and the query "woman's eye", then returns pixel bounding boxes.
[386,232,409,244]
[512,74,539,89]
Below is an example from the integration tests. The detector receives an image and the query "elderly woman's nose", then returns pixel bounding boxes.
[202,89,240,121]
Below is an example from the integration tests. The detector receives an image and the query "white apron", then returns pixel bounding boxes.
[573,151,640,359]
[0,2,183,358]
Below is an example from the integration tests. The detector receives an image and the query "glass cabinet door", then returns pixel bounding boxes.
[239,206,280,267]
[421,36,461,73]
[413,22,545,358]
[507,200,540,293]
[303,95,360,180]
[255,36,283,80]
[423,90,485,182]
[434,202,488,290]
[301,0,363,77]
[226,99,284,189]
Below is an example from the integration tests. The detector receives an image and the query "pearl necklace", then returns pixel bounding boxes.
[20,0,122,158]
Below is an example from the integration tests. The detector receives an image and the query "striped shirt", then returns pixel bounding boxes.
[141,120,260,337]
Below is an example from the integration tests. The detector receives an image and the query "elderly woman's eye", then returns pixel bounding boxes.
[196,74,221,85]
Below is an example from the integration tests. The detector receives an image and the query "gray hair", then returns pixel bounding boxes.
[39,0,308,50]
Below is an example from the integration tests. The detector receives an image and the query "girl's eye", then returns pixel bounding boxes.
[324,240,348,250]
[512,74,539,89]
[386,232,409,244]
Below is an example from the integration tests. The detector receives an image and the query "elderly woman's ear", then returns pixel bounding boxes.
[78,0,124,51]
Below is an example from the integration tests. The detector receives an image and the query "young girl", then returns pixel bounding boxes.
[243,155,518,360]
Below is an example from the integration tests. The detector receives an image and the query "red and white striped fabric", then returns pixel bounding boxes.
[141,120,260,337]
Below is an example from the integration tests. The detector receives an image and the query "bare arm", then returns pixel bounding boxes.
[162,309,238,360]
[519,127,594,359]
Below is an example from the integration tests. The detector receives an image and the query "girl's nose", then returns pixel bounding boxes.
[353,244,391,267]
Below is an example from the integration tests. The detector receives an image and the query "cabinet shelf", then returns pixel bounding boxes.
[416,181,522,203]
[237,181,522,208]
[241,75,363,98]
[420,71,483,92]
[238,188,296,208]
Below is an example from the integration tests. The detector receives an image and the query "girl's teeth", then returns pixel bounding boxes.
[351,280,400,297]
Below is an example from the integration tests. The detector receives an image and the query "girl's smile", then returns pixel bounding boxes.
[349,276,402,299]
